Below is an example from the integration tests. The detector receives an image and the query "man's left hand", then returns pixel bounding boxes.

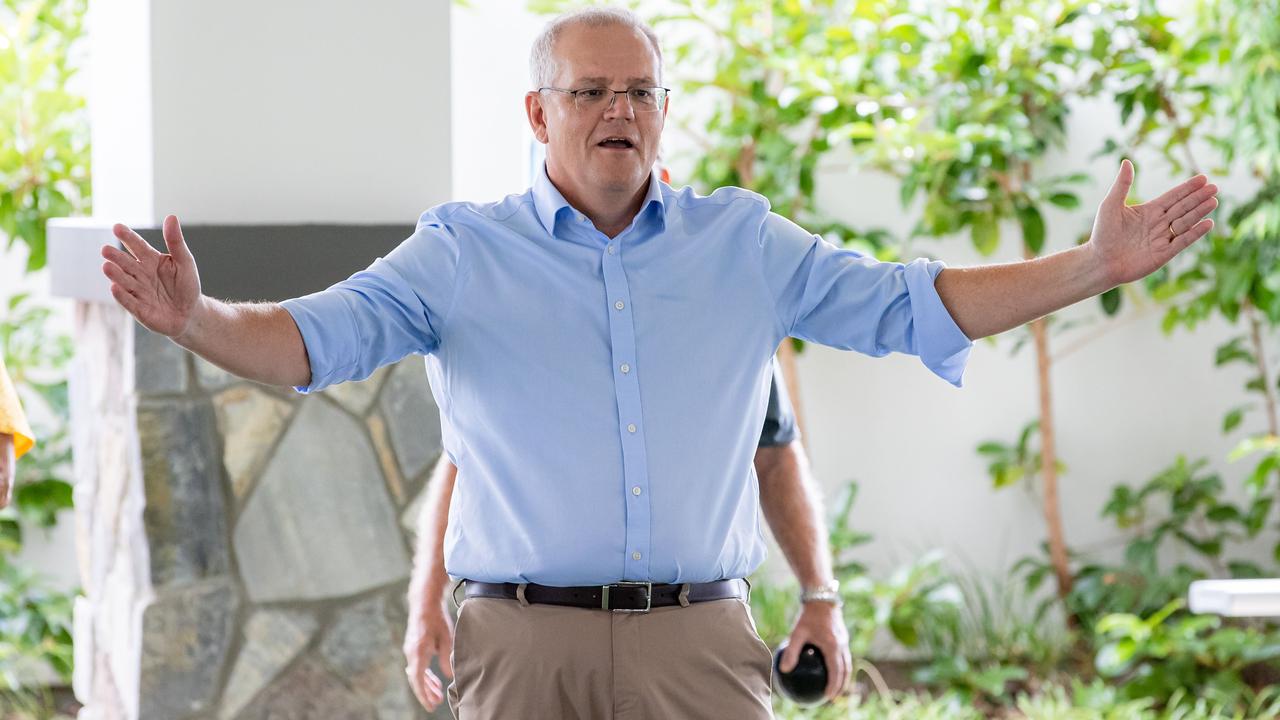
[1088,159,1218,288]
[778,601,851,702]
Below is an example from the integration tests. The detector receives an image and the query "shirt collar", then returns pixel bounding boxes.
[532,162,667,238]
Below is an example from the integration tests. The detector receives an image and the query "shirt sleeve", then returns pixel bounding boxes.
[280,211,462,394]
[0,358,35,460]
[758,210,973,387]
[757,356,799,448]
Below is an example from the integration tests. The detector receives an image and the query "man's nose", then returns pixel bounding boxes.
[603,91,635,121]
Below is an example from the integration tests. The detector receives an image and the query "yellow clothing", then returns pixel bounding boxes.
[0,357,34,459]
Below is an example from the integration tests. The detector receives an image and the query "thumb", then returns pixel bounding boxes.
[780,640,801,673]
[1104,159,1134,208]
[163,214,195,265]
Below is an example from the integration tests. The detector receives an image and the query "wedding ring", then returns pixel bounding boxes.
[1168,222,1176,241]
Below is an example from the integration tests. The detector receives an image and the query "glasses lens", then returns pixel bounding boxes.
[574,88,609,110]
[572,88,666,112]
[629,88,660,110]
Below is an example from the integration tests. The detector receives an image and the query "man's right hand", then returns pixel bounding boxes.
[102,214,203,339]
[403,596,455,712]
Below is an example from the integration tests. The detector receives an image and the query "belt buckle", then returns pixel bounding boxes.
[602,581,652,613]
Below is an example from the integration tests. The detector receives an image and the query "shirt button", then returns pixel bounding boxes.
[627,423,637,433]
[577,214,587,223]
[614,300,625,310]
[632,486,641,495]
[620,363,630,374]
[632,551,641,560]
[607,245,616,255]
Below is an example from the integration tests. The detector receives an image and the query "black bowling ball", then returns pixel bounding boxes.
[772,640,827,706]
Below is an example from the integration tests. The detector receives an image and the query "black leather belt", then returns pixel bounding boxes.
[459,578,747,612]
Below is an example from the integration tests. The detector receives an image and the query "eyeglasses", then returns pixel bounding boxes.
[538,86,671,112]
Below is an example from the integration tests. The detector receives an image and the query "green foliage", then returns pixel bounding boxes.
[977,419,1067,489]
[1094,599,1280,709]
[1011,457,1267,635]
[0,0,92,271]
[748,481,966,659]
[0,558,73,691]
[1008,454,1279,710]
[0,293,74,545]
[840,549,963,657]
[0,293,77,695]
[771,679,1280,719]
[910,571,1074,703]
[868,1,1116,258]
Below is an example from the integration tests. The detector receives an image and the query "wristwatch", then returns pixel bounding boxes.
[800,579,842,607]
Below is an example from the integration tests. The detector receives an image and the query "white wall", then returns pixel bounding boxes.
[449,4,1273,587]
[450,1,542,200]
[93,0,453,225]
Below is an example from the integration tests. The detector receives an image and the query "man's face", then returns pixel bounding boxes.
[528,23,667,196]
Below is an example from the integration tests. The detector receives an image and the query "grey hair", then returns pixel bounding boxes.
[529,6,664,89]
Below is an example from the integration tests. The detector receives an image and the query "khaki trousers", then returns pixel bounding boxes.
[446,579,775,719]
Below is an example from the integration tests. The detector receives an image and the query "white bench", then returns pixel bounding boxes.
[1189,579,1280,617]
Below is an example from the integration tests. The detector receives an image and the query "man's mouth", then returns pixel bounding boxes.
[597,137,635,150]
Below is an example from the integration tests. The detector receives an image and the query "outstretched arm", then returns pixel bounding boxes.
[935,160,1218,340]
[102,216,312,387]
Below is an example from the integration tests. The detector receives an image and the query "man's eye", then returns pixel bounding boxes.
[579,88,606,98]
[631,89,652,99]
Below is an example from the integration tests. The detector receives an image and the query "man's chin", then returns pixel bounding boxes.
[591,166,648,194]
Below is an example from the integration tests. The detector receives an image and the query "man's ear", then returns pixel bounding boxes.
[525,91,550,144]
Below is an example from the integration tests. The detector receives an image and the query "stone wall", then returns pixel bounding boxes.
[70,301,450,720]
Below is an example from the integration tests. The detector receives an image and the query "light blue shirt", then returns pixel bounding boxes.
[280,165,973,586]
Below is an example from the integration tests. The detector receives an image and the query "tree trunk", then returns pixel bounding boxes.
[1246,302,1280,438]
[1026,245,1073,601]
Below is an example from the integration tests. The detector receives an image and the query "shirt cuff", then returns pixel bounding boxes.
[905,259,973,388]
[280,293,357,395]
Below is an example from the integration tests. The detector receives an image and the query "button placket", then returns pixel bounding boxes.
[599,239,651,579]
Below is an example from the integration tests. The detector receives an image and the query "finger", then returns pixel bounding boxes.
[163,214,196,266]
[1103,158,1135,208]
[780,639,802,673]
[1149,173,1209,212]
[424,671,443,709]
[1160,185,1217,227]
[112,223,161,263]
[838,649,853,697]
[824,645,841,699]
[1171,197,1218,235]
[103,262,143,294]
[101,245,146,278]
[109,283,145,317]
[407,673,425,709]
[407,664,431,710]
[1171,218,1213,251]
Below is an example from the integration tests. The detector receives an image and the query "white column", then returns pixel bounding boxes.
[88,0,452,225]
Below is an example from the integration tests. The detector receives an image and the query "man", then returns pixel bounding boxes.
[100,6,1216,718]
[0,356,34,510]
[401,363,846,713]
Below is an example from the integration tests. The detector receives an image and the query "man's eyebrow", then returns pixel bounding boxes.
[573,76,658,86]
